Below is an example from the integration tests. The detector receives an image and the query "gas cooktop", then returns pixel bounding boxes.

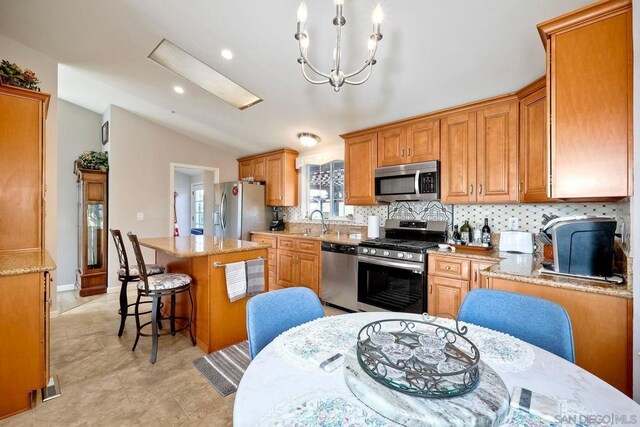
[359,238,441,252]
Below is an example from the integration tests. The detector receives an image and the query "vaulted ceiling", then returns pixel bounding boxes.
[0,0,591,155]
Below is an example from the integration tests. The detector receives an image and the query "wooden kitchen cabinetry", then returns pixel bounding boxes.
[488,277,632,396]
[377,118,440,167]
[344,133,378,205]
[538,0,632,199]
[250,234,277,290]
[428,254,497,317]
[276,237,320,295]
[237,148,298,207]
[441,99,518,204]
[517,77,554,202]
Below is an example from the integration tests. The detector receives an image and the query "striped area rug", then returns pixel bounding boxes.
[192,341,251,396]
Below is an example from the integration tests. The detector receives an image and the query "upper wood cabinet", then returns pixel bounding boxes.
[238,148,298,207]
[441,99,518,204]
[441,111,477,204]
[344,133,378,205]
[377,118,440,167]
[476,101,519,203]
[407,118,440,163]
[377,126,406,167]
[518,78,554,202]
[0,84,49,253]
[538,0,632,199]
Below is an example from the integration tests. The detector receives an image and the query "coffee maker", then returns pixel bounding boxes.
[270,207,285,231]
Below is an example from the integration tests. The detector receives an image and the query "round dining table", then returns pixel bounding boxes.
[234,312,639,426]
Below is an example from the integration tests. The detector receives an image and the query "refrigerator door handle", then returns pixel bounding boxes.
[220,192,227,230]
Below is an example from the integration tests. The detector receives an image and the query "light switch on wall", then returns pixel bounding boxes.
[508,217,519,230]
[137,212,144,221]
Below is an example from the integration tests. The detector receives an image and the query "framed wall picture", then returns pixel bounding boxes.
[102,121,109,145]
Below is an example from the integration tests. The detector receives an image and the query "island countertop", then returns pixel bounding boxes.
[0,250,56,277]
[139,236,271,258]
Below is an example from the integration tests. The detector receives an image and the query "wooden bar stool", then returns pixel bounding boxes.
[110,229,166,337]
[127,232,196,364]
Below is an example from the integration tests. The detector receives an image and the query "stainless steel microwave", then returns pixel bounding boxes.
[374,161,440,203]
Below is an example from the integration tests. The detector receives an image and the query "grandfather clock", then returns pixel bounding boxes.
[76,166,108,296]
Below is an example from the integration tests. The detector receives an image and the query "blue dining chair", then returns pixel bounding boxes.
[458,289,575,363]
[246,287,325,360]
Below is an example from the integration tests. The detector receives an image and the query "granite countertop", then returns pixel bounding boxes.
[251,230,363,245]
[0,250,56,277]
[139,236,271,258]
[428,247,632,299]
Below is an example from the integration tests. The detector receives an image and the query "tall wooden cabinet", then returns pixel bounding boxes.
[344,133,378,205]
[0,83,54,420]
[441,99,518,204]
[538,0,632,199]
[517,77,554,202]
[0,84,49,252]
[237,148,298,207]
[76,168,108,296]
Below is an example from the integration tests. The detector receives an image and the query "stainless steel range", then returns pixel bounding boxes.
[357,219,447,313]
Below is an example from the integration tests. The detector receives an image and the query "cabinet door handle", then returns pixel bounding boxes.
[401,149,405,157]
[444,266,451,270]
[479,184,483,195]
[520,181,523,194]
[470,184,474,195]
[407,148,411,157]
[474,270,478,284]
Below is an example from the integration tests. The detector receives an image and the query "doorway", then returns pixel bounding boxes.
[170,163,219,237]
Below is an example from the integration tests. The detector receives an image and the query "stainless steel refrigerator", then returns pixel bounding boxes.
[213,182,270,241]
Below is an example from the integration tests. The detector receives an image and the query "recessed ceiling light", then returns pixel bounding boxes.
[221,49,233,60]
[174,86,185,94]
[297,132,320,147]
[148,39,262,110]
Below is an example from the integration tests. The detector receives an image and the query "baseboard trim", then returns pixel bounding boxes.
[57,283,75,292]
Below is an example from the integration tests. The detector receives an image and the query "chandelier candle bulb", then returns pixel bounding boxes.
[297,2,307,23]
[372,4,383,34]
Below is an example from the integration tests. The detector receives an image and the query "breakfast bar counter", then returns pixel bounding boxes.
[139,236,270,353]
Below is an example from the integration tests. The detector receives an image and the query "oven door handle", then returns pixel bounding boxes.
[358,255,425,272]
[414,170,421,195]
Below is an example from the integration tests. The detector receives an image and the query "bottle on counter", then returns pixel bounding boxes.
[452,225,461,243]
[460,220,471,244]
[482,218,492,245]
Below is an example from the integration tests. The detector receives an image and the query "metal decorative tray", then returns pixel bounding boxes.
[356,314,480,398]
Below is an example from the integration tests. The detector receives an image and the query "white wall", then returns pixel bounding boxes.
[174,171,191,236]
[0,34,59,310]
[57,99,102,289]
[106,105,238,287]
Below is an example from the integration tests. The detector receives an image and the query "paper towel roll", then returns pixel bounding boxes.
[368,215,380,238]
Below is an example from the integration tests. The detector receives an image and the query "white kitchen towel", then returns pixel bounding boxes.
[246,258,265,295]
[368,215,380,238]
[225,261,247,302]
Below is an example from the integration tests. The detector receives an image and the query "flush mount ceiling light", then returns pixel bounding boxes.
[148,39,262,110]
[295,0,383,92]
[297,132,320,147]
[221,49,233,60]
[173,85,185,94]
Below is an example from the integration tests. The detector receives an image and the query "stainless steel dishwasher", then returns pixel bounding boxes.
[321,242,358,312]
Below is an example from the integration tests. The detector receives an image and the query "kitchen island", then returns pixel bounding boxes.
[139,236,270,353]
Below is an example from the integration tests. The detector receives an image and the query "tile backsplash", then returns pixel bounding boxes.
[283,200,630,246]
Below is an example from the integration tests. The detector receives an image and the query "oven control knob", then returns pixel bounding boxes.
[370,249,377,255]
[362,248,369,254]
[383,251,390,256]
[406,253,414,259]
[397,252,404,258]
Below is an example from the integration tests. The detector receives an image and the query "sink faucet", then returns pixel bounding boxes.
[309,209,328,235]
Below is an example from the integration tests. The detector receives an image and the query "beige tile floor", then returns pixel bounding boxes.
[2,288,347,426]
[57,290,103,314]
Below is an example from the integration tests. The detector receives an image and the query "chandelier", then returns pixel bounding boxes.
[295,0,383,92]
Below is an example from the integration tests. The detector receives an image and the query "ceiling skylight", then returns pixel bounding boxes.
[148,39,262,110]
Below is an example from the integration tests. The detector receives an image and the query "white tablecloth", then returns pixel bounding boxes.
[234,312,639,426]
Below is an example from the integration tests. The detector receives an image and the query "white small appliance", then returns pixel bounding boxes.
[499,231,535,253]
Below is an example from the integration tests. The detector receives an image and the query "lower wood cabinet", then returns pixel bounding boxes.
[488,277,632,396]
[251,234,321,296]
[0,271,51,420]
[428,254,496,317]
